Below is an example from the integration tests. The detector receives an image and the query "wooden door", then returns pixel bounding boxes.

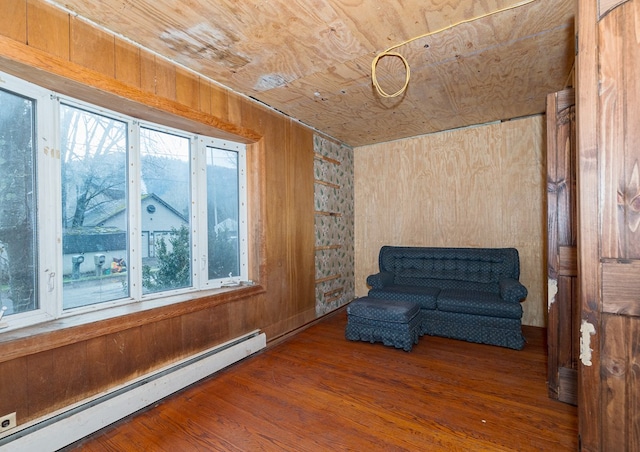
[546,88,577,405]
[577,0,640,449]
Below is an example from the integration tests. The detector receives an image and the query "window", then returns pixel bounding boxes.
[61,104,129,309]
[0,88,38,317]
[0,71,248,331]
[139,127,192,295]
[206,146,241,280]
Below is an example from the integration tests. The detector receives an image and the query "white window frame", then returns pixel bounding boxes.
[0,71,249,332]
[196,137,248,289]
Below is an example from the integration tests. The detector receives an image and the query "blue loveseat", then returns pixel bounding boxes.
[366,246,528,349]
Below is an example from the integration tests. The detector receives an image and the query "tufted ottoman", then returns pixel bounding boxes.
[345,297,422,351]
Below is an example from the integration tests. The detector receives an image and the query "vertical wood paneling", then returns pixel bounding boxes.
[290,123,315,305]
[0,357,27,423]
[355,116,546,326]
[56,342,88,404]
[83,336,110,395]
[154,57,176,100]
[176,67,199,110]
[1,0,313,431]
[145,316,183,370]
[139,48,156,94]
[26,342,86,419]
[227,90,243,126]
[26,0,70,60]
[210,82,230,123]
[181,307,219,355]
[198,78,212,115]
[0,0,27,42]
[25,350,55,419]
[104,328,145,382]
[70,16,115,77]
[115,37,141,88]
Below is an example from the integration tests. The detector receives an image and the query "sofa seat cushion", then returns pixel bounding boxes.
[347,297,420,323]
[368,285,439,310]
[437,289,523,319]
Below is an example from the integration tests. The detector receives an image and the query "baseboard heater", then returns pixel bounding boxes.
[0,330,266,452]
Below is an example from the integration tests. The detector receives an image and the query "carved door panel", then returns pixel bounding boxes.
[546,88,577,405]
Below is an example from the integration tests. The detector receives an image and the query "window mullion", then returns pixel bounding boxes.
[128,121,142,301]
[41,93,62,319]
[237,146,249,281]
[194,138,208,289]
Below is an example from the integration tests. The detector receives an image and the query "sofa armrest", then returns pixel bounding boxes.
[366,271,394,289]
[499,278,528,303]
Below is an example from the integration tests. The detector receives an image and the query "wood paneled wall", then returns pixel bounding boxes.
[0,0,315,427]
[354,115,546,327]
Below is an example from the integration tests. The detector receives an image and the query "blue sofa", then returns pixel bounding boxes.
[366,246,528,350]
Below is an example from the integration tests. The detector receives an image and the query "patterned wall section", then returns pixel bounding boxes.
[314,134,355,315]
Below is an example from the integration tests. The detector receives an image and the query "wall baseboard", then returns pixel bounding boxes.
[0,330,266,452]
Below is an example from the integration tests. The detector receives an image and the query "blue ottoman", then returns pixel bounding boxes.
[345,297,421,351]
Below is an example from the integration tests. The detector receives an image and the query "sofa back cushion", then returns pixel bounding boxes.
[378,246,521,290]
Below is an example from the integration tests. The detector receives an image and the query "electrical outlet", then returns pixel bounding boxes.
[0,412,16,433]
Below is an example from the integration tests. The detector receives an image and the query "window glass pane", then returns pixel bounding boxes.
[140,128,191,294]
[61,104,129,309]
[207,147,240,280]
[0,89,37,316]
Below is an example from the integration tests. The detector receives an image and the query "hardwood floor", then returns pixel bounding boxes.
[69,309,578,451]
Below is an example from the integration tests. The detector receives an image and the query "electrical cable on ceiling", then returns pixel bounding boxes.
[371,0,536,98]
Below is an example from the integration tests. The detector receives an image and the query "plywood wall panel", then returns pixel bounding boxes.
[208,82,230,122]
[70,17,115,77]
[145,316,183,369]
[1,0,27,42]
[290,124,316,313]
[154,57,176,100]
[198,78,213,116]
[83,336,110,395]
[176,67,199,111]
[104,327,145,383]
[139,48,157,94]
[115,37,141,88]
[26,0,69,60]
[26,342,87,419]
[355,115,546,326]
[0,357,27,423]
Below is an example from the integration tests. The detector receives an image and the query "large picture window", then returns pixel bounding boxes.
[61,104,129,309]
[0,71,248,330]
[0,88,37,317]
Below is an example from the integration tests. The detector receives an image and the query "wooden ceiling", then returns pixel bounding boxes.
[49,0,575,147]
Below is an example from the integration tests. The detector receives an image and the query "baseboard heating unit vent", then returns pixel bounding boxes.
[0,330,266,452]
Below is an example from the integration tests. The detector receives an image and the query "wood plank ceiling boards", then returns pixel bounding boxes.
[47,0,575,146]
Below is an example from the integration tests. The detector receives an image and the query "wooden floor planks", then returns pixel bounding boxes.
[68,309,578,451]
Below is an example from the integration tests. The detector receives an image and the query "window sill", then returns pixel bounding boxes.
[0,284,265,364]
